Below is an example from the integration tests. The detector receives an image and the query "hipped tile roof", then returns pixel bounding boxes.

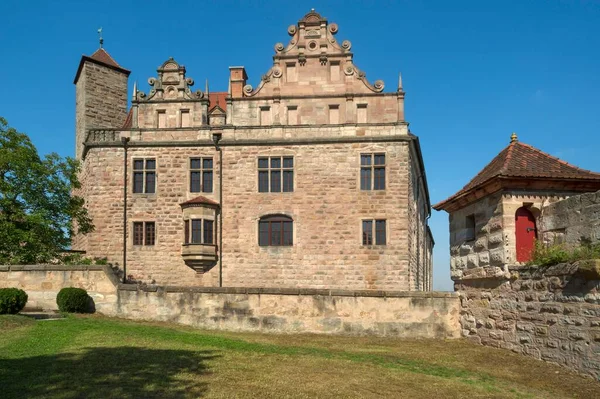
[434,139,600,210]
[90,48,124,69]
[208,92,227,112]
[180,196,220,207]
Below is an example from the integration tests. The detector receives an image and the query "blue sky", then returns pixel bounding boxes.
[1,1,599,290]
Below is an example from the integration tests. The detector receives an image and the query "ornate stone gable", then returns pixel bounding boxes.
[136,58,205,102]
[242,9,386,97]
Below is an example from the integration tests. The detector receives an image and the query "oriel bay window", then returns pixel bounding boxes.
[184,219,214,245]
[258,156,294,192]
[259,215,293,246]
[133,221,156,246]
[133,158,156,193]
[360,153,385,190]
[362,219,386,245]
[190,157,213,193]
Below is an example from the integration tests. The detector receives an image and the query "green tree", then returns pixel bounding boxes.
[0,117,93,264]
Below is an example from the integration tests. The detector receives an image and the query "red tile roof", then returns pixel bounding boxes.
[209,92,227,112]
[122,108,133,129]
[90,48,124,69]
[434,139,600,210]
[180,196,220,207]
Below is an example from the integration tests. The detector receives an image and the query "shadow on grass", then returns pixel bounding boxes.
[0,346,219,399]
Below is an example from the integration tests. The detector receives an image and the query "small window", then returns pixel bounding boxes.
[258,156,294,193]
[184,218,214,245]
[466,214,476,241]
[157,110,166,128]
[259,215,293,247]
[190,157,213,193]
[362,219,386,245]
[133,221,155,246]
[260,106,271,126]
[287,106,298,125]
[360,153,385,191]
[133,158,156,194]
[329,105,340,124]
[330,62,340,82]
[357,104,367,123]
[286,62,297,82]
[180,109,190,127]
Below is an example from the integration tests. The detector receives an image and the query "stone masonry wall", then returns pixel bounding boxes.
[77,137,416,291]
[0,265,460,339]
[456,262,600,379]
[541,190,600,246]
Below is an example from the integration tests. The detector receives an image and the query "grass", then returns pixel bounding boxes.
[528,239,600,266]
[1,315,599,398]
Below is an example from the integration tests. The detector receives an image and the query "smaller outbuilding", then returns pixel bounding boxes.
[434,133,600,281]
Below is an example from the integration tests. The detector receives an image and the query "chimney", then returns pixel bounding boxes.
[229,66,248,98]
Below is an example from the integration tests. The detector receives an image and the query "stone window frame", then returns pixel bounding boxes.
[183,218,214,245]
[328,104,340,124]
[257,155,294,193]
[359,152,386,191]
[361,218,387,246]
[259,106,271,126]
[465,214,476,242]
[189,157,213,193]
[132,158,157,194]
[287,105,298,125]
[156,109,167,128]
[357,103,368,124]
[179,109,191,128]
[258,214,294,247]
[132,221,156,246]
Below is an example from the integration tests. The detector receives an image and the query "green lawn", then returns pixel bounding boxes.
[0,315,598,398]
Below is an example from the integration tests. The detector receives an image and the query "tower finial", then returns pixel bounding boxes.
[227,77,232,97]
[132,81,137,101]
[205,79,209,96]
[510,132,518,143]
[97,27,103,48]
[398,72,403,92]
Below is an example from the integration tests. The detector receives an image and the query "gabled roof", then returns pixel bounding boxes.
[433,136,600,211]
[122,108,133,129]
[74,47,130,84]
[180,196,220,208]
[208,92,227,112]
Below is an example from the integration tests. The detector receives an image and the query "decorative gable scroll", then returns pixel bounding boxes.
[135,58,204,102]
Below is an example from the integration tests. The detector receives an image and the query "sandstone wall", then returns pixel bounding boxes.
[448,193,505,280]
[456,262,600,379]
[0,266,459,339]
[541,190,600,245]
[78,136,420,291]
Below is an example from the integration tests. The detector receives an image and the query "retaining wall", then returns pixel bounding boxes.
[0,265,460,339]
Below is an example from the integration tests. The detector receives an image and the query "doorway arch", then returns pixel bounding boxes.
[515,207,537,262]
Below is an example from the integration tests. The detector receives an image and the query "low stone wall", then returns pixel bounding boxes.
[456,261,600,379]
[542,190,600,245]
[0,265,460,339]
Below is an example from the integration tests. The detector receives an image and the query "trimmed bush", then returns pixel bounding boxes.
[0,288,28,314]
[56,287,90,313]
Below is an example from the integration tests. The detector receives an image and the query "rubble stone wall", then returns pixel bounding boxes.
[456,262,600,379]
[541,190,600,246]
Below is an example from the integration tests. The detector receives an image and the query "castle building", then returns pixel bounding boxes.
[434,133,600,282]
[72,10,433,290]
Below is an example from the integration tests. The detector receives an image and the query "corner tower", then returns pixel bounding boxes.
[74,47,130,159]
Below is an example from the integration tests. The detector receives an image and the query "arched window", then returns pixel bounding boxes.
[259,215,293,246]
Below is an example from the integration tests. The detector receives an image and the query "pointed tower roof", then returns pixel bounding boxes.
[74,47,130,84]
[433,135,600,212]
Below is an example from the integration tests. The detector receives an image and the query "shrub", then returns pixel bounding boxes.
[528,239,600,266]
[0,288,28,314]
[56,287,90,313]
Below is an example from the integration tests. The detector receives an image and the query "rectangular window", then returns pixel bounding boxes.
[360,153,385,191]
[191,219,202,244]
[286,62,297,82]
[287,106,298,125]
[260,106,271,126]
[362,219,387,245]
[133,158,156,194]
[330,62,340,82]
[180,109,190,127]
[258,156,294,193]
[259,216,294,247]
[184,220,189,244]
[357,104,367,123]
[157,110,166,128]
[329,105,339,124]
[133,221,155,246]
[203,220,214,245]
[466,214,476,241]
[189,157,213,193]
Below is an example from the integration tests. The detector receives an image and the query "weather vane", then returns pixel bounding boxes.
[98,27,103,48]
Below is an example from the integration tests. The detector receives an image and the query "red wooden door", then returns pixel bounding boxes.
[515,207,537,262]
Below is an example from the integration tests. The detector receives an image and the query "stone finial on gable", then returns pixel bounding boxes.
[136,57,204,102]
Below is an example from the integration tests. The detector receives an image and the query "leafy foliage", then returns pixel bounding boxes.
[0,117,93,264]
[56,287,91,313]
[528,238,600,266]
[0,288,28,314]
